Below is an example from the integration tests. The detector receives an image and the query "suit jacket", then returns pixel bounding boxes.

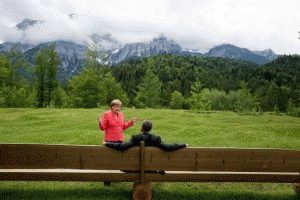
[105,132,187,152]
[99,110,133,142]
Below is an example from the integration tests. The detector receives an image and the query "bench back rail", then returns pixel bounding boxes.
[0,143,141,170]
[0,143,299,183]
[144,147,300,172]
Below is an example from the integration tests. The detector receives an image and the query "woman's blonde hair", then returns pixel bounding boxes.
[110,99,122,108]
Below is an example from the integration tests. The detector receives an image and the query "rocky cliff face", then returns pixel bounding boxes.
[252,49,278,61]
[24,40,86,77]
[109,36,183,63]
[0,42,36,53]
[205,44,268,64]
[16,19,44,31]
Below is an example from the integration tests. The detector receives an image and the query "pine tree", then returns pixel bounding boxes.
[34,48,47,108]
[45,44,60,106]
[190,79,210,111]
[67,46,108,108]
[235,81,256,113]
[4,44,27,88]
[0,54,11,87]
[34,44,60,108]
[134,69,162,108]
[265,81,280,111]
[170,91,184,109]
[68,67,107,108]
[103,72,129,106]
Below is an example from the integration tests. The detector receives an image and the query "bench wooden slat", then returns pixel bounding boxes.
[145,148,300,172]
[142,172,300,183]
[0,144,140,170]
[1,144,299,173]
[1,143,299,199]
[0,169,139,182]
[1,144,299,184]
[0,170,298,183]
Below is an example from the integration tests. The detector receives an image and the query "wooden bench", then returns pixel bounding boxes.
[0,142,299,200]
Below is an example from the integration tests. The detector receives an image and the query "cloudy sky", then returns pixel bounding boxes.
[1,0,300,54]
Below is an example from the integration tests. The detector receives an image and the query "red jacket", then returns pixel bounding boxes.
[99,110,133,142]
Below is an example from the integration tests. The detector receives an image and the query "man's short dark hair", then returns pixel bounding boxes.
[142,120,152,132]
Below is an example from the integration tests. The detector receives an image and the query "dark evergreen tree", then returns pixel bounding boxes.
[264,82,280,111]
[3,44,29,88]
[45,44,60,106]
[67,46,108,108]
[0,54,11,87]
[134,69,162,108]
[34,48,47,107]
[34,44,60,108]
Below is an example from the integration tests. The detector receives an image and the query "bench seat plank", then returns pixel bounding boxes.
[0,169,298,183]
[0,169,139,182]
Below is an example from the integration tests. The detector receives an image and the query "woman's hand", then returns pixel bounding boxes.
[132,116,138,124]
[186,144,189,147]
[102,141,107,145]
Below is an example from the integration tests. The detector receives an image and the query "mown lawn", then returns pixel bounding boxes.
[0,108,300,199]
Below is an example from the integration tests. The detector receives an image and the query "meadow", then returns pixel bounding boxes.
[0,107,300,200]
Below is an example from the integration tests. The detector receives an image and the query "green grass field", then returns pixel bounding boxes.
[1,108,300,200]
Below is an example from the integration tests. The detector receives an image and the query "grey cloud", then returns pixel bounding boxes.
[0,0,299,55]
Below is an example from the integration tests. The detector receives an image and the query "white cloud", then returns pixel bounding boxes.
[1,0,300,54]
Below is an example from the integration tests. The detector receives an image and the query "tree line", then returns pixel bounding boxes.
[0,44,299,117]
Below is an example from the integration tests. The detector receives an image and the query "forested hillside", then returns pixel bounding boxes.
[0,45,299,116]
[110,54,300,112]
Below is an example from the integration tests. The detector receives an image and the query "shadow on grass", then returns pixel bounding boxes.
[1,187,299,200]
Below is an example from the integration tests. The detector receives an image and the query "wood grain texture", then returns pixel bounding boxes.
[0,144,140,170]
[139,141,145,184]
[0,169,139,181]
[133,182,152,200]
[0,144,299,183]
[144,147,300,172]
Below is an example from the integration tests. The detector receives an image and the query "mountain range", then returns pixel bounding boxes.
[0,18,281,81]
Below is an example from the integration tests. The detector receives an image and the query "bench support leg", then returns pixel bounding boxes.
[133,182,152,200]
[294,183,300,195]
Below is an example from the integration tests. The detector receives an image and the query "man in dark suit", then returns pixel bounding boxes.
[103,120,188,151]
[102,120,188,186]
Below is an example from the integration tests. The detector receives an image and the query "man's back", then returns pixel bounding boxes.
[105,132,186,152]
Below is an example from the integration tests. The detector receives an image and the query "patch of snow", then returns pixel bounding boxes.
[111,48,120,54]
[183,49,203,53]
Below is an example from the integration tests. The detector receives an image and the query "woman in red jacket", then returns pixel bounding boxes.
[98,99,138,143]
[97,99,137,186]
